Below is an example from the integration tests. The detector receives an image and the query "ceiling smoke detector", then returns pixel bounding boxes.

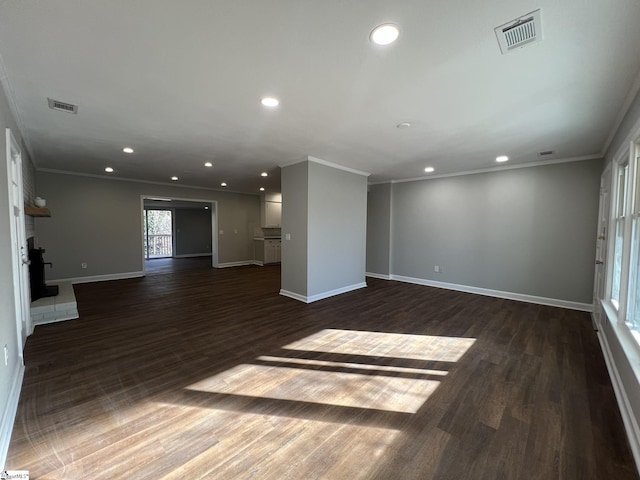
[494,9,542,55]
[47,98,78,114]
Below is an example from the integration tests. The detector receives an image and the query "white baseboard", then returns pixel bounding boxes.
[597,329,640,474]
[216,261,259,268]
[253,261,264,266]
[53,271,144,284]
[279,289,308,303]
[390,275,592,312]
[366,272,392,280]
[280,282,367,304]
[0,362,24,469]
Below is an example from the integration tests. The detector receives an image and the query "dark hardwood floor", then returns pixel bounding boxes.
[7,258,639,479]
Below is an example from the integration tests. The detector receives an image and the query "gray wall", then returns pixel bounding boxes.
[35,171,260,280]
[307,161,367,296]
[388,160,601,304]
[366,183,391,276]
[281,161,308,296]
[174,208,212,256]
[0,80,32,460]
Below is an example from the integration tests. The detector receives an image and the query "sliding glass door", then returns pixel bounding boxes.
[144,209,173,259]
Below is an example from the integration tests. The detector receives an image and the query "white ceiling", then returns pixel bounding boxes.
[1,0,639,194]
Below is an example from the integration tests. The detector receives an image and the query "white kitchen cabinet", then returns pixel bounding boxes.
[264,239,281,264]
[264,201,282,227]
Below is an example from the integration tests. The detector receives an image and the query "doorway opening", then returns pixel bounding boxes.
[140,197,218,275]
[144,208,173,259]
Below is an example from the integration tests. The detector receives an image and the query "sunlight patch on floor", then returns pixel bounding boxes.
[186,363,440,413]
[185,330,475,415]
[283,329,476,362]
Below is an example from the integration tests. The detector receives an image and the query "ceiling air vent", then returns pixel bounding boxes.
[538,150,554,157]
[495,9,542,55]
[47,98,78,114]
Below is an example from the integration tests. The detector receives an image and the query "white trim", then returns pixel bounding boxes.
[366,272,391,280]
[280,155,371,177]
[0,362,24,468]
[390,275,593,311]
[280,282,367,304]
[279,289,308,303]
[173,253,212,258]
[383,154,603,185]
[216,261,259,268]
[597,326,640,474]
[53,271,144,284]
[253,260,264,266]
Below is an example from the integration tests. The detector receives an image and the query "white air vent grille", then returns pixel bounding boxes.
[495,9,542,55]
[47,98,78,114]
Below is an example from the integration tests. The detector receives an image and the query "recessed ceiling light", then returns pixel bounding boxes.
[261,172,268,177]
[397,122,411,129]
[261,97,279,107]
[260,187,265,191]
[204,206,209,210]
[370,23,400,45]
[204,162,213,167]
[221,182,227,187]
[424,167,435,173]
[171,176,179,181]
[496,155,509,163]
[105,167,114,173]
[122,147,134,154]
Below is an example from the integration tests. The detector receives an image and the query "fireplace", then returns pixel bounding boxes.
[27,237,58,301]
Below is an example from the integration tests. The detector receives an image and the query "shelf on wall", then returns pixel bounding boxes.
[25,206,51,217]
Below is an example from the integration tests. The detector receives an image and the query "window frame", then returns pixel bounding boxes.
[603,141,640,355]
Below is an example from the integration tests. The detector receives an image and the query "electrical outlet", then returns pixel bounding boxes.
[434,265,441,273]
[4,345,8,366]
[81,262,87,269]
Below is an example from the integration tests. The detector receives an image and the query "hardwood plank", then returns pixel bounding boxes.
[5,258,638,479]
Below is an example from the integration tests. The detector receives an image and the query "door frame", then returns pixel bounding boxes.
[6,127,31,352]
[139,196,218,274]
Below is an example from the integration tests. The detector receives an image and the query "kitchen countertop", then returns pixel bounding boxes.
[254,236,282,240]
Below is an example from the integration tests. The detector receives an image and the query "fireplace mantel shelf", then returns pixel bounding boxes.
[25,206,51,217]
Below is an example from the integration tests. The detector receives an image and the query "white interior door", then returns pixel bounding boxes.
[593,165,612,330]
[6,128,31,350]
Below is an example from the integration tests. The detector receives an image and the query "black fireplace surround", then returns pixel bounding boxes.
[27,237,58,301]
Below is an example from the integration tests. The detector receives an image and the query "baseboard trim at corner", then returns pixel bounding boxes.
[54,271,144,285]
[279,289,308,303]
[364,272,391,280]
[216,261,259,269]
[390,275,593,312]
[597,330,640,474]
[366,272,392,280]
[280,282,367,304]
[0,362,24,468]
